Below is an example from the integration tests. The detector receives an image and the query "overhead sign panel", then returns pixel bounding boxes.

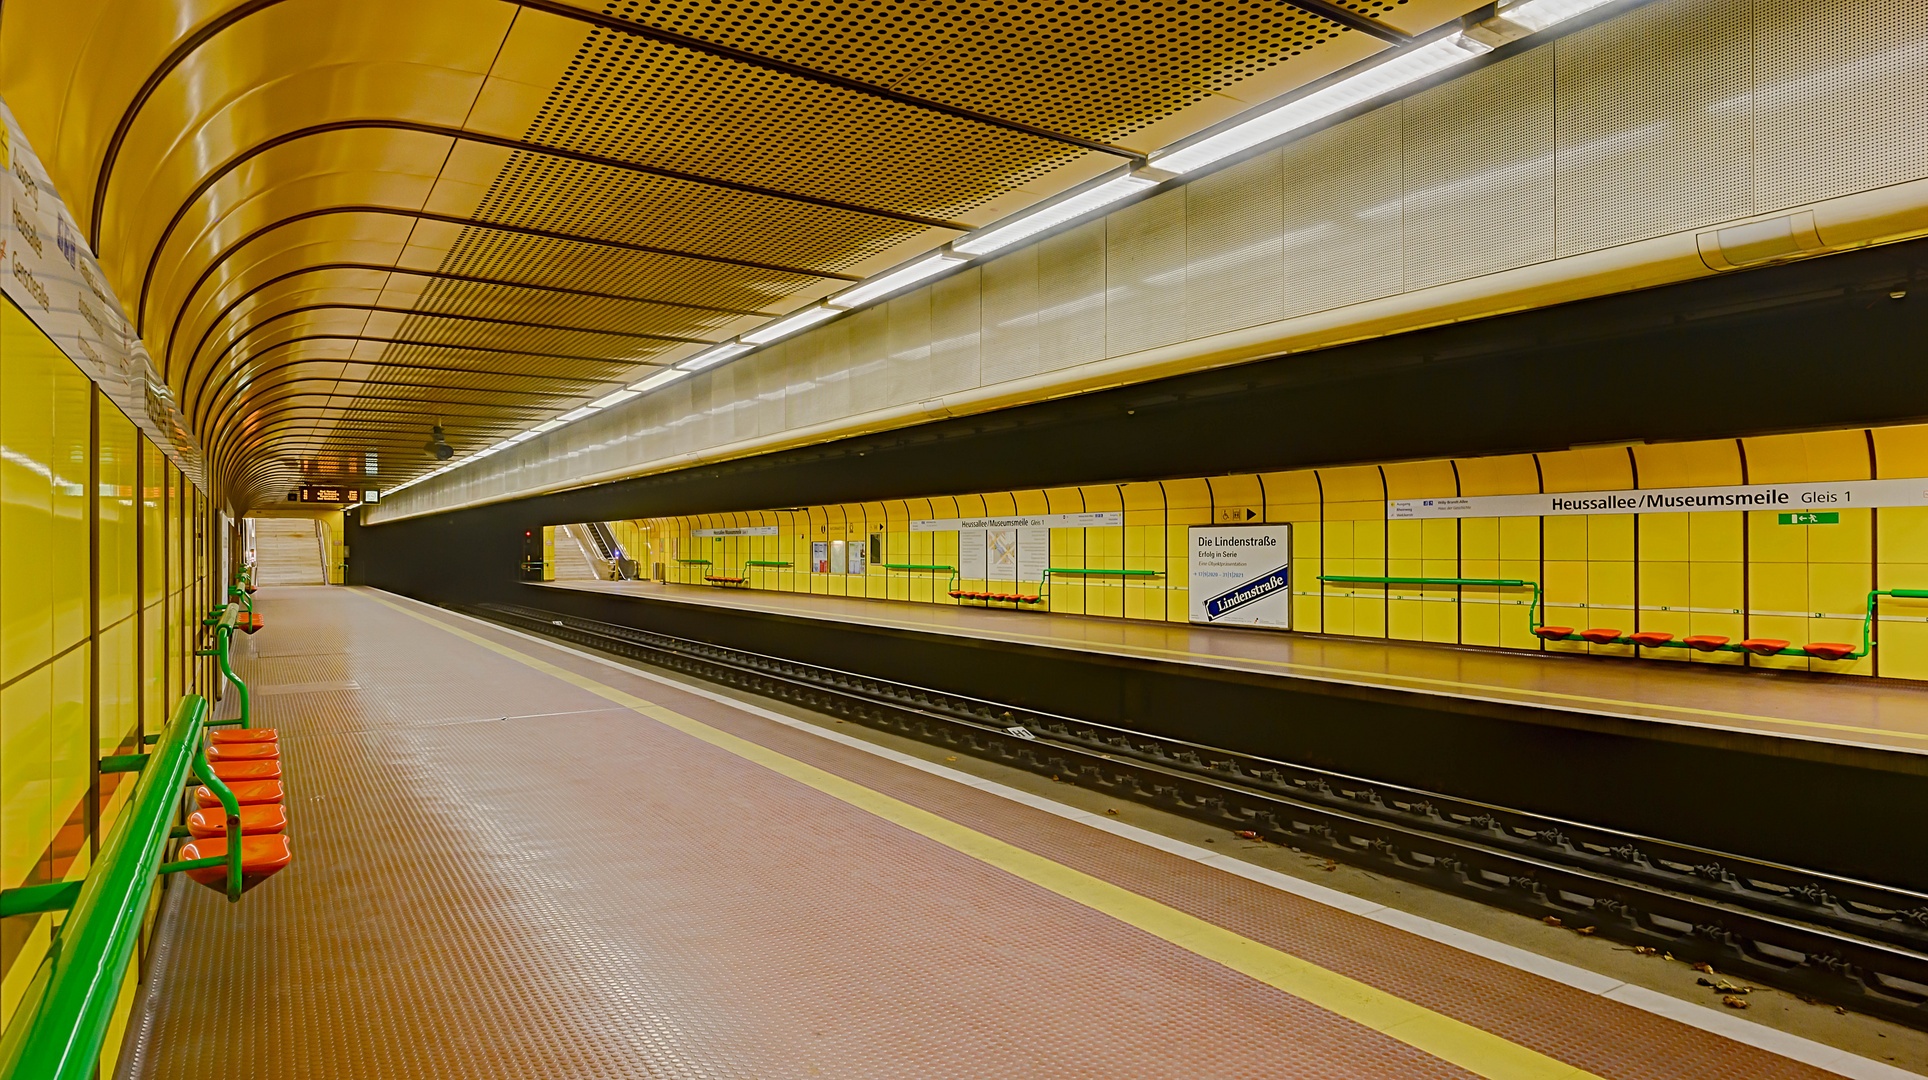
[911,512,1122,532]
[1388,478,1928,520]
[294,486,368,504]
[692,526,780,537]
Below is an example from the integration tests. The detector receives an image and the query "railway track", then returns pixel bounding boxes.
[467,600,1928,1029]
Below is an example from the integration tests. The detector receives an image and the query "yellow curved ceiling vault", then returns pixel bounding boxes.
[0,0,1477,511]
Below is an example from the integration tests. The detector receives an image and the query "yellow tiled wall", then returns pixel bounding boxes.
[0,302,216,1060]
[628,423,1928,683]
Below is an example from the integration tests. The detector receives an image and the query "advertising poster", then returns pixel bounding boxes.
[811,541,829,573]
[959,527,986,579]
[1187,525,1292,628]
[846,542,866,576]
[1016,526,1049,582]
[987,528,1018,581]
[829,539,847,574]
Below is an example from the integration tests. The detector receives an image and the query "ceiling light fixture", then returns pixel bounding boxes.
[555,407,594,423]
[1153,33,1491,176]
[1488,0,1620,34]
[533,419,566,433]
[629,368,692,392]
[828,252,969,307]
[742,304,840,344]
[590,389,640,409]
[953,172,1166,256]
[677,342,752,371]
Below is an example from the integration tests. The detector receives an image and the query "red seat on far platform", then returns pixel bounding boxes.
[238,613,264,634]
[1628,631,1674,648]
[211,727,277,744]
[1577,628,1623,644]
[210,759,282,782]
[195,779,284,808]
[1532,626,1573,641]
[1803,642,1859,661]
[1740,638,1791,656]
[1683,635,1730,651]
[208,741,278,762]
[186,802,289,839]
[175,834,292,893]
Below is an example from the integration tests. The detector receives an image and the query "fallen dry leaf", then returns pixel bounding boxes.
[1573,927,1596,936]
[1322,859,1337,872]
[1543,916,1564,928]
[1632,946,1661,957]
[1105,808,1119,816]
[1722,996,1749,1010]
[1692,962,1716,974]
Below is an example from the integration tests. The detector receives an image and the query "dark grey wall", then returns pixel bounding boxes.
[350,238,1928,604]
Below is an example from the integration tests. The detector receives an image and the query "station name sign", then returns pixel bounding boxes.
[691,526,779,537]
[1388,478,1928,520]
[911,512,1122,532]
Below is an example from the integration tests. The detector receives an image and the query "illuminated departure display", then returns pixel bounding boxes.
[294,485,370,504]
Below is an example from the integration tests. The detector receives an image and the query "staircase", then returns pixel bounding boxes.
[552,526,601,580]
[254,518,326,585]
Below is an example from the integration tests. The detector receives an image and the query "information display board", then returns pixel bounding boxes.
[1187,524,1291,628]
[294,485,368,504]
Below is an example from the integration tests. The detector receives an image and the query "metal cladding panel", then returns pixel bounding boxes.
[1754,0,1928,211]
[1554,0,1754,257]
[752,348,787,436]
[928,268,982,397]
[1280,104,1404,320]
[1036,220,1107,373]
[1185,149,1286,340]
[1105,187,1189,357]
[1401,49,1557,292]
[812,318,856,424]
[980,246,1041,385]
[886,291,934,407]
[847,304,894,417]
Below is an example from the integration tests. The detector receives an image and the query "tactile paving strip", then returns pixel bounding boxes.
[125,588,1835,1079]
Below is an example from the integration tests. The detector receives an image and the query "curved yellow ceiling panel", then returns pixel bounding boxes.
[169,219,424,359]
[0,0,1462,508]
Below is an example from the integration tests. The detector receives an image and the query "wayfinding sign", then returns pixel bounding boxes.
[1389,478,1928,520]
[1187,525,1291,628]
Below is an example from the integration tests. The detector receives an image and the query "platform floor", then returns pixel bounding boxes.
[541,580,1928,759]
[124,586,1906,1079]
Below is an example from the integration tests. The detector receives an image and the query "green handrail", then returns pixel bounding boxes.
[879,563,953,571]
[744,560,791,567]
[675,558,713,565]
[0,695,243,1080]
[197,604,251,729]
[1035,567,1163,609]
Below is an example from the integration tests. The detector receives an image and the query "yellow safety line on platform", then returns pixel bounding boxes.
[372,591,1600,1080]
[614,588,1924,746]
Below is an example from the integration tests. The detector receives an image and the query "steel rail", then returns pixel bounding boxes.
[470,600,1928,1030]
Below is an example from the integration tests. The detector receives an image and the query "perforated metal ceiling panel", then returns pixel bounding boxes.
[0,0,1482,508]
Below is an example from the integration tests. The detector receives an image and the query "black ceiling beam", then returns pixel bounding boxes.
[189,301,714,376]
[159,203,846,354]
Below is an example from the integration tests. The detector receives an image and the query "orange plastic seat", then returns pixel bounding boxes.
[176,834,292,893]
[210,759,282,782]
[1532,626,1573,641]
[1628,631,1674,648]
[186,802,289,839]
[1741,638,1791,656]
[238,613,264,635]
[211,727,278,744]
[1803,642,1858,661]
[194,779,284,808]
[1578,628,1623,644]
[1683,635,1730,652]
[208,741,279,762]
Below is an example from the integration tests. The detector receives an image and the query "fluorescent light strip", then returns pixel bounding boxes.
[1153,34,1491,175]
[953,173,1159,256]
[629,367,691,392]
[828,252,968,308]
[678,342,752,371]
[590,389,640,409]
[533,419,565,432]
[1496,0,1618,32]
[742,304,839,344]
[556,407,594,422]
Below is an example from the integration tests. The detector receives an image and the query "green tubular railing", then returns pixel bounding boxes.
[1036,567,1162,608]
[1321,575,1917,660]
[743,560,791,567]
[197,604,252,729]
[230,565,254,614]
[0,694,244,1080]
